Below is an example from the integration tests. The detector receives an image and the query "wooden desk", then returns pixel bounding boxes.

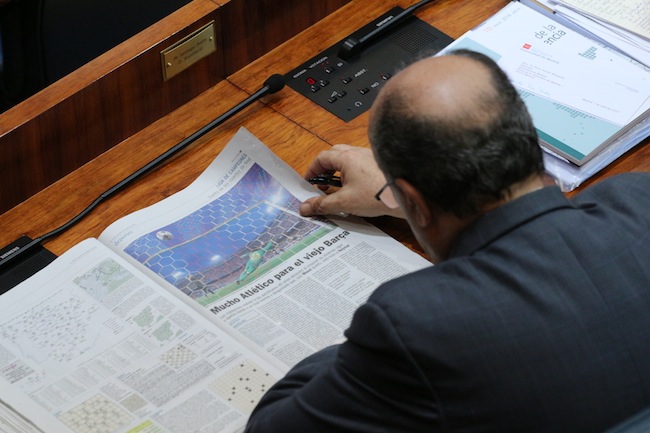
[1,0,648,263]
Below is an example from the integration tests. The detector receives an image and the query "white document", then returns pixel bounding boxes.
[440,2,650,166]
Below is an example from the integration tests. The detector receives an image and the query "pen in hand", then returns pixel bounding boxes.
[308,174,342,187]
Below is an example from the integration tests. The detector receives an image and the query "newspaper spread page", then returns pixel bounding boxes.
[440,2,650,165]
[0,238,286,433]
[100,127,431,370]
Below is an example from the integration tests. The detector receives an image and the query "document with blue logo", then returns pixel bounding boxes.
[440,1,650,166]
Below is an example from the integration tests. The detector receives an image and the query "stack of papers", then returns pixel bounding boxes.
[534,0,650,67]
[543,115,650,192]
[440,2,650,191]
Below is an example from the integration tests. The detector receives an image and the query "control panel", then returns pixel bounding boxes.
[285,7,454,122]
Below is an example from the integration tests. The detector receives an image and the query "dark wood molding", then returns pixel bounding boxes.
[0,0,351,214]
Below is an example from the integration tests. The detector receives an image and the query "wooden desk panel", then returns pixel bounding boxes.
[0,0,351,214]
[220,0,351,75]
[0,0,224,214]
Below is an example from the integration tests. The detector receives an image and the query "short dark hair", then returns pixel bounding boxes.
[370,49,544,217]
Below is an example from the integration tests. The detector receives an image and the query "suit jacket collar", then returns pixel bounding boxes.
[450,185,576,258]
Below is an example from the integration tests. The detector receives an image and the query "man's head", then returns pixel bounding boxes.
[368,49,545,261]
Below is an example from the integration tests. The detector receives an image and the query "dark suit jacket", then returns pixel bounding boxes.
[245,173,650,433]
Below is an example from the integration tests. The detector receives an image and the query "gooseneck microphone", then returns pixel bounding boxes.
[258,74,286,95]
[0,74,286,272]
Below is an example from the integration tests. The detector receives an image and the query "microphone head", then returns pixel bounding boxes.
[263,74,286,94]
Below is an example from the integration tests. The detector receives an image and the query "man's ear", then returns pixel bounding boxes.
[394,178,433,228]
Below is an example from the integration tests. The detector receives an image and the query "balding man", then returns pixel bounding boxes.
[244,50,650,432]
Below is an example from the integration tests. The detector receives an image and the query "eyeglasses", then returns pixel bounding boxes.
[374,181,399,209]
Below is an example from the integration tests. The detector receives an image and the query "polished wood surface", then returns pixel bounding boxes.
[1,0,648,261]
[0,0,351,214]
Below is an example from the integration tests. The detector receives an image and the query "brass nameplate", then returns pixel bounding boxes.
[161,21,217,80]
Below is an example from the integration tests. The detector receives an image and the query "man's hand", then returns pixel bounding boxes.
[300,145,405,219]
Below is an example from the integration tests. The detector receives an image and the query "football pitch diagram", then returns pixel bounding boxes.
[124,164,334,305]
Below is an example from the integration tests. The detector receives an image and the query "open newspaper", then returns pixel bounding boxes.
[0,128,431,433]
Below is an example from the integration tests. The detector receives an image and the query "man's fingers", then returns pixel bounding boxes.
[299,195,347,217]
[300,196,325,217]
[304,150,340,180]
[303,144,357,180]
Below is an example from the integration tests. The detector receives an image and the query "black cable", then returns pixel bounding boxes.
[338,0,434,60]
[0,74,285,270]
